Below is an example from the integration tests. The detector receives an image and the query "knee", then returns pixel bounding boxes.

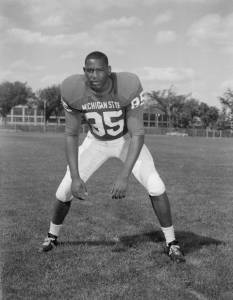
[55,167,73,202]
[146,173,166,196]
[55,198,72,209]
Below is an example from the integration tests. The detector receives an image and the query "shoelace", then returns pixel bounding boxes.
[169,245,181,255]
[43,237,56,245]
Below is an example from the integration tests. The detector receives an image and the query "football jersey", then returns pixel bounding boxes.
[61,72,145,141]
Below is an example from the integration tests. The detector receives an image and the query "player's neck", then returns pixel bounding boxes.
[90,77,112,95]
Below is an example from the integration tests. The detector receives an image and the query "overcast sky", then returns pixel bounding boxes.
[0,0,232,108]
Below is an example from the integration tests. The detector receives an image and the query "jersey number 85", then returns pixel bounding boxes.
[85,110,124,137]
[131,91,147,109]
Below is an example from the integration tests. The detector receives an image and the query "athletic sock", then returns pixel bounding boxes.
[161,225,175,246]
[49,222,62,237]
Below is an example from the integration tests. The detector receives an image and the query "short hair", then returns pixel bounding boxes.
[84,51,109,66]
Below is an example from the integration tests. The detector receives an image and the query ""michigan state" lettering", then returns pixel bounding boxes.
[82,101,121,111]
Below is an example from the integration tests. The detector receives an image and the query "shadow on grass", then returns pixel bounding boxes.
[175,231,224,254]
[58,230,224,254]
[58,240,116,247]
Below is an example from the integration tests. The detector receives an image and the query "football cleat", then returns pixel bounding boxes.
[165,240,185,263]
[39,233,58,252]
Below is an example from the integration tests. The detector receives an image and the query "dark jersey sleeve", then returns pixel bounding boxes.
[60,74,85,136]
[126,103,145,136]
[61,97,81,136]
[116,72,145,136]
[60,74,86,111]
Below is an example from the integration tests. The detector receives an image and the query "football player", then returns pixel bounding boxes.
[40,51,185,262]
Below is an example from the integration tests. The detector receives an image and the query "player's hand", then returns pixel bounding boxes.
[111,175,129,199]
[71,177,88,200]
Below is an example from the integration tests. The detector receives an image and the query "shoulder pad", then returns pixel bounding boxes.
[60,74,86,110]
[115,72,143,103]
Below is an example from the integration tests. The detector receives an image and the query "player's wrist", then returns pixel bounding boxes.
[71,174,81,181]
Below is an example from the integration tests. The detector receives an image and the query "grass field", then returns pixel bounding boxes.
[1,131,233,300]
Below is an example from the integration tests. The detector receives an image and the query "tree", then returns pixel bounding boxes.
[0,81,34,121]
[216,111,230,129]
[219,88,233,119]
[36,85,62,122]
[217,88,233,129]
[149,88,193,128]
[148,87,220,129]
[198,102,209,127]
[149,88,178,127]
[205,106,219,129]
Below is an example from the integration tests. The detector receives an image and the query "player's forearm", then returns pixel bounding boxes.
[65,135,80,180]
[121,134,144,177]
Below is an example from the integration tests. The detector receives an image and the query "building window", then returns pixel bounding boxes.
[13,107,22,115]
[25,107,35,116]
[143,113,149,120]
[150,114,155,121]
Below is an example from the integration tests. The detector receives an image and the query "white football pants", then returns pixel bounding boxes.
[56,132,165,202]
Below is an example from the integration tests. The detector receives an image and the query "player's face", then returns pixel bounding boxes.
[83,58,111,92]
